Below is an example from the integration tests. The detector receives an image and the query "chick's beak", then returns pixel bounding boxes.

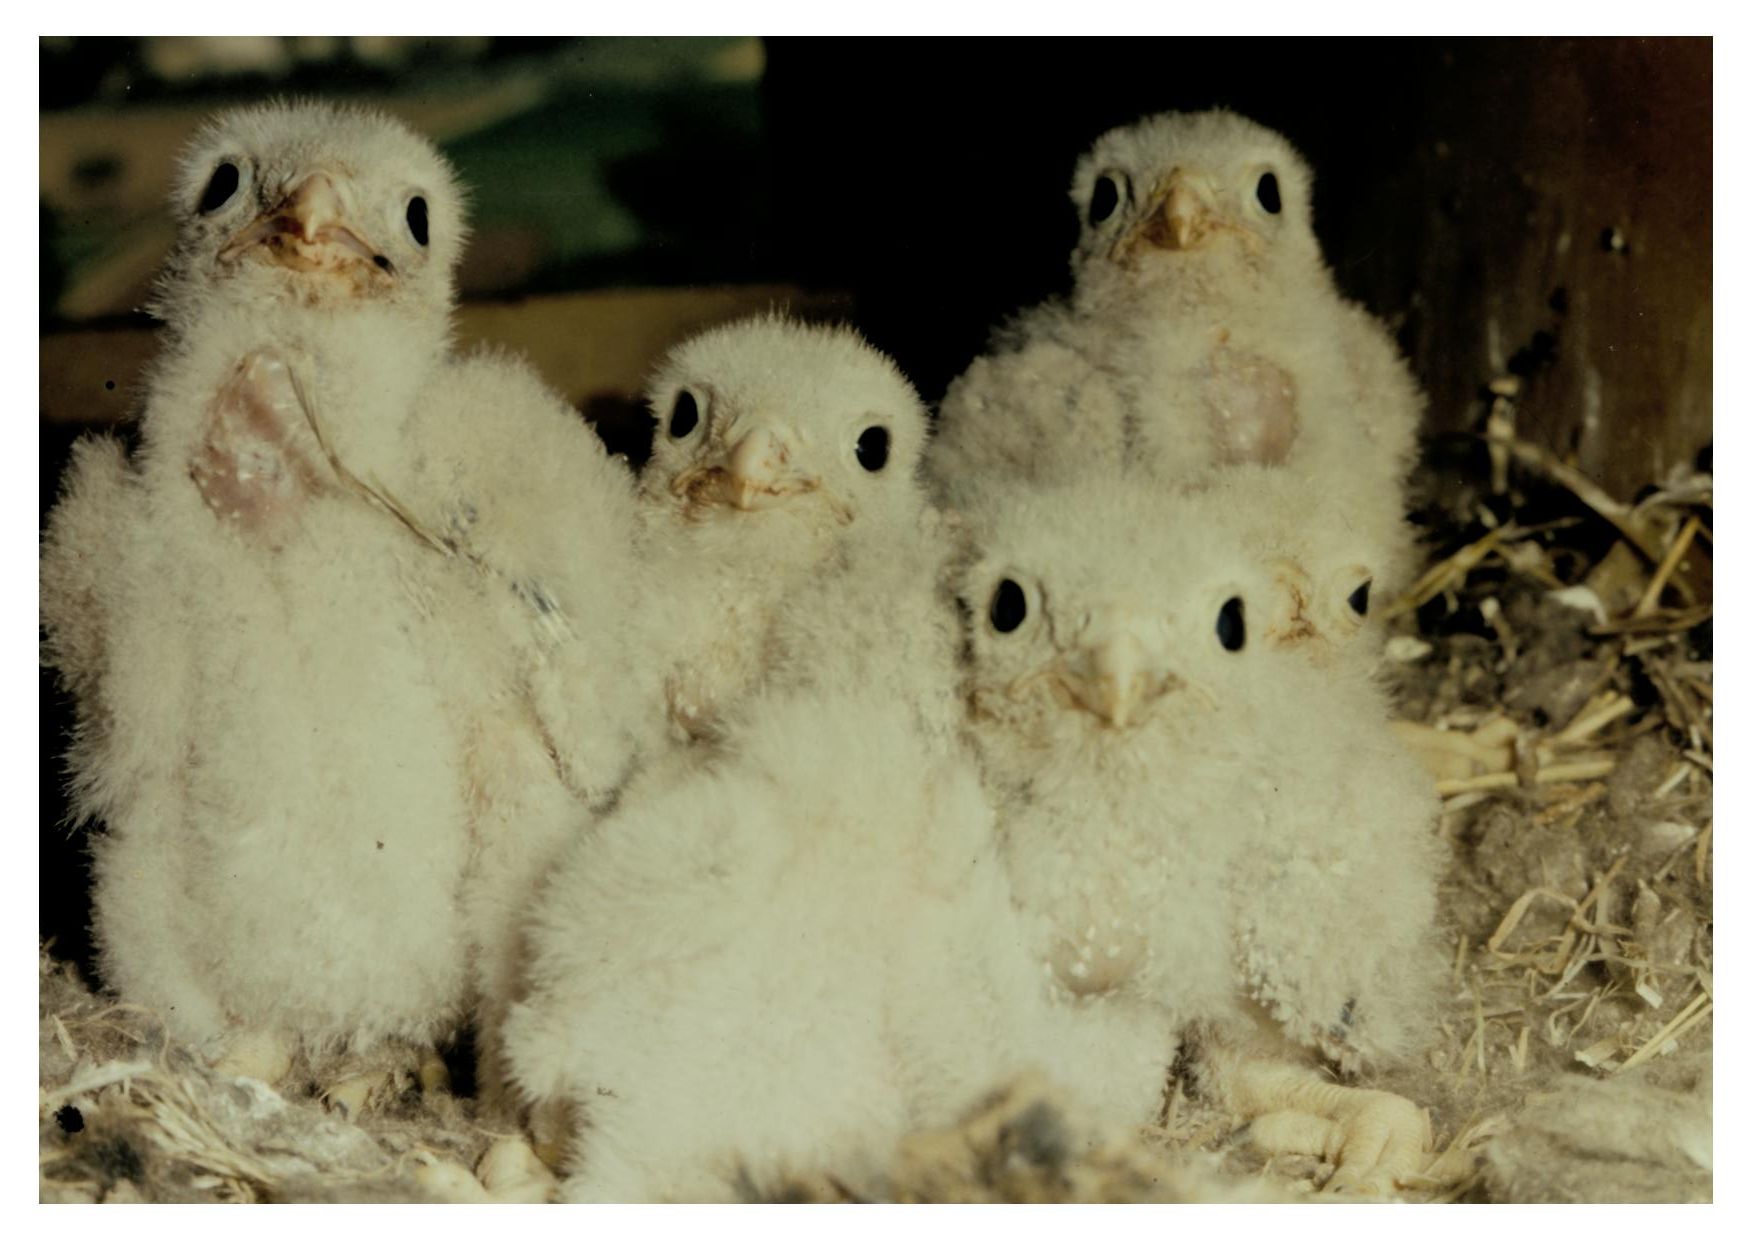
[218,170,383,274]
[723,425,791,510]
[282,172,345,242]
[1134,172,1211,253]
[1066,631,1171,728]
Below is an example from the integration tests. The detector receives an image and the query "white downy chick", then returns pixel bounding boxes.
[500,497,1048,1202]
[948,474,1273,1117]
[41,102,477,1085]
[480,320,944,1157]
[634,315,932,742]
[950,473,1439,1192]
[935,109,1424,595]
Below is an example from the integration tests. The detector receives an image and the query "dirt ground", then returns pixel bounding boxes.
[38,426,1712,1204]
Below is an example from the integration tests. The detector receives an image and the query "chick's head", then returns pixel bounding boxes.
[1183,466,1380,666]
[953,478,1292,779]
[1068,110,1319,290]
[640,315,930,536]
[155,101,466,323]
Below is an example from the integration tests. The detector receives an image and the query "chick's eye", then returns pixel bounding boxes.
[669,389,699,439]
[1216,596,1246,651]
[198,162,240,214]
[1347,580,1371,617]
[989,579,1027,634]
[1088,174,1121,225]
[1255,171,1282,215]
[855,426,890,472]
[406,196,429,246]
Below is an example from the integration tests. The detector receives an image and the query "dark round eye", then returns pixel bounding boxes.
[1255,172,1282,215]
[989,579,1027,634]
[1216,596,1246,651]
[1347,580,1371,617]
[669,389,699,439]
[1088,174,1121,225]
[406,196,429,246]
[855,426,890,472]
[198,162,240,214]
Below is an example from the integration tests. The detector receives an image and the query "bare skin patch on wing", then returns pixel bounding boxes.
[190,351,325,544]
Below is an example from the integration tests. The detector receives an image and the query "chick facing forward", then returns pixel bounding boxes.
[935,110,1424,595]
[634,315,933,742]
[950,474,1437,1192]
[41,102,477,1095]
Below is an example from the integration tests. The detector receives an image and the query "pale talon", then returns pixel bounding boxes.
[476,1136,559,1203]
[321,1068,401,1120]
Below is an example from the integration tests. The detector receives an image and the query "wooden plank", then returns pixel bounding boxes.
[1328,37,1712,496]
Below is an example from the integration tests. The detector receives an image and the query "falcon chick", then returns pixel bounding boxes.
[934,109,1424,595]
[41,101,479,1097]
[950,473,1439,1192]
[634,315,933,741]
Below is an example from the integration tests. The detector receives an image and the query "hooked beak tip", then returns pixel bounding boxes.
[1161,184,1203,250]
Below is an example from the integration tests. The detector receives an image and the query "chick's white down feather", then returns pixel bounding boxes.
[40,102,489,1064]
[933,109,1425,595]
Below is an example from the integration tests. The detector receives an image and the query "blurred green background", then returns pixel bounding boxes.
[41,36,772,324]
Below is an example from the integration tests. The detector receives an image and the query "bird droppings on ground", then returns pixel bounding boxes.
[38,430,1710,1204]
